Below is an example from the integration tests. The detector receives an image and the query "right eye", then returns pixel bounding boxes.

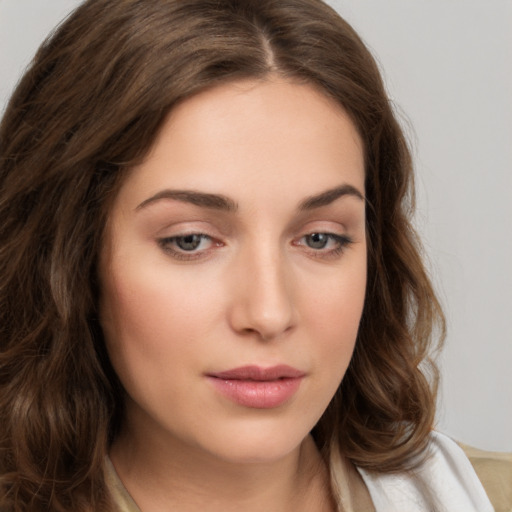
[158,233,218,260]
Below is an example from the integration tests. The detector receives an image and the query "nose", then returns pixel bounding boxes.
[228,247,297,341]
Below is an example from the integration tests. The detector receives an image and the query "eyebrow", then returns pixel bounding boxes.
[136,190,238,212]
[135,183,364,213]
[298,184,365,210]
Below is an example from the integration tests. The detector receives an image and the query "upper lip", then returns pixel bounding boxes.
[207,365,305,381]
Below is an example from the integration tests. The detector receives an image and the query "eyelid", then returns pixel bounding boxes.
[153,218,226,236]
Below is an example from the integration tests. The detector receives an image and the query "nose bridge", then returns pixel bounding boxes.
[229,237,296,340]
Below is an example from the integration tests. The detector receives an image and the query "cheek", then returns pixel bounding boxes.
[307,257,366,327]
[301,259,366,375]
[99,261,221,382]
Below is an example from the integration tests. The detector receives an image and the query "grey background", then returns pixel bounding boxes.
[1,0,510,451]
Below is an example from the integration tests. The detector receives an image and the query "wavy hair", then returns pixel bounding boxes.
[0,0,445,509]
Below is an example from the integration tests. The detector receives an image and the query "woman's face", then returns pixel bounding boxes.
[99,79,366,464]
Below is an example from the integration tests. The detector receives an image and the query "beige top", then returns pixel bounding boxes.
[106,432,509,512]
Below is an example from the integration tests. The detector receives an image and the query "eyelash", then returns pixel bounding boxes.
[158,232,353,261]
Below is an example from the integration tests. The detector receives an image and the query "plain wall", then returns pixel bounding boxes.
[1,0,511,451]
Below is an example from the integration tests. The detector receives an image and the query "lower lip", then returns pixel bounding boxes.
[207,376,303,409]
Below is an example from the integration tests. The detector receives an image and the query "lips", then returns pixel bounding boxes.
[206,365,305,409]
[209,365,305,381]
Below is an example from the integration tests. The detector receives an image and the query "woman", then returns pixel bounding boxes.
[0,0,496,510]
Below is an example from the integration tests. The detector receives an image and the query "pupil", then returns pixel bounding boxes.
[177,234,201,251]
[307,233,328,249]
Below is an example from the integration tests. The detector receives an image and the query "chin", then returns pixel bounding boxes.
[196,419,312,466]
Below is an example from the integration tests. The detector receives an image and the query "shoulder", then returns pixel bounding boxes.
[459,440,512,512]
[356,431,495,512]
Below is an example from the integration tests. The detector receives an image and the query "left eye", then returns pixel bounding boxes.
[303,233,332,249]
[294,233,353,256]
[301,233,347,249]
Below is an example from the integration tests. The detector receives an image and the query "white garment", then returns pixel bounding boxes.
[356,431,494,512]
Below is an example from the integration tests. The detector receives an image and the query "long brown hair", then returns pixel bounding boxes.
[0,0,445,509]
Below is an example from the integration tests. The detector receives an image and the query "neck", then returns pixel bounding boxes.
[110,426,335,512]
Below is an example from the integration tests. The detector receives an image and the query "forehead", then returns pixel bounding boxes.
[114,78,365,211]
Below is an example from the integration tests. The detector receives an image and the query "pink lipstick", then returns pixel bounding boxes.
[206,365,305,409]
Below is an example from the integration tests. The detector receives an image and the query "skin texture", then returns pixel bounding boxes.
[99,78,367,511]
